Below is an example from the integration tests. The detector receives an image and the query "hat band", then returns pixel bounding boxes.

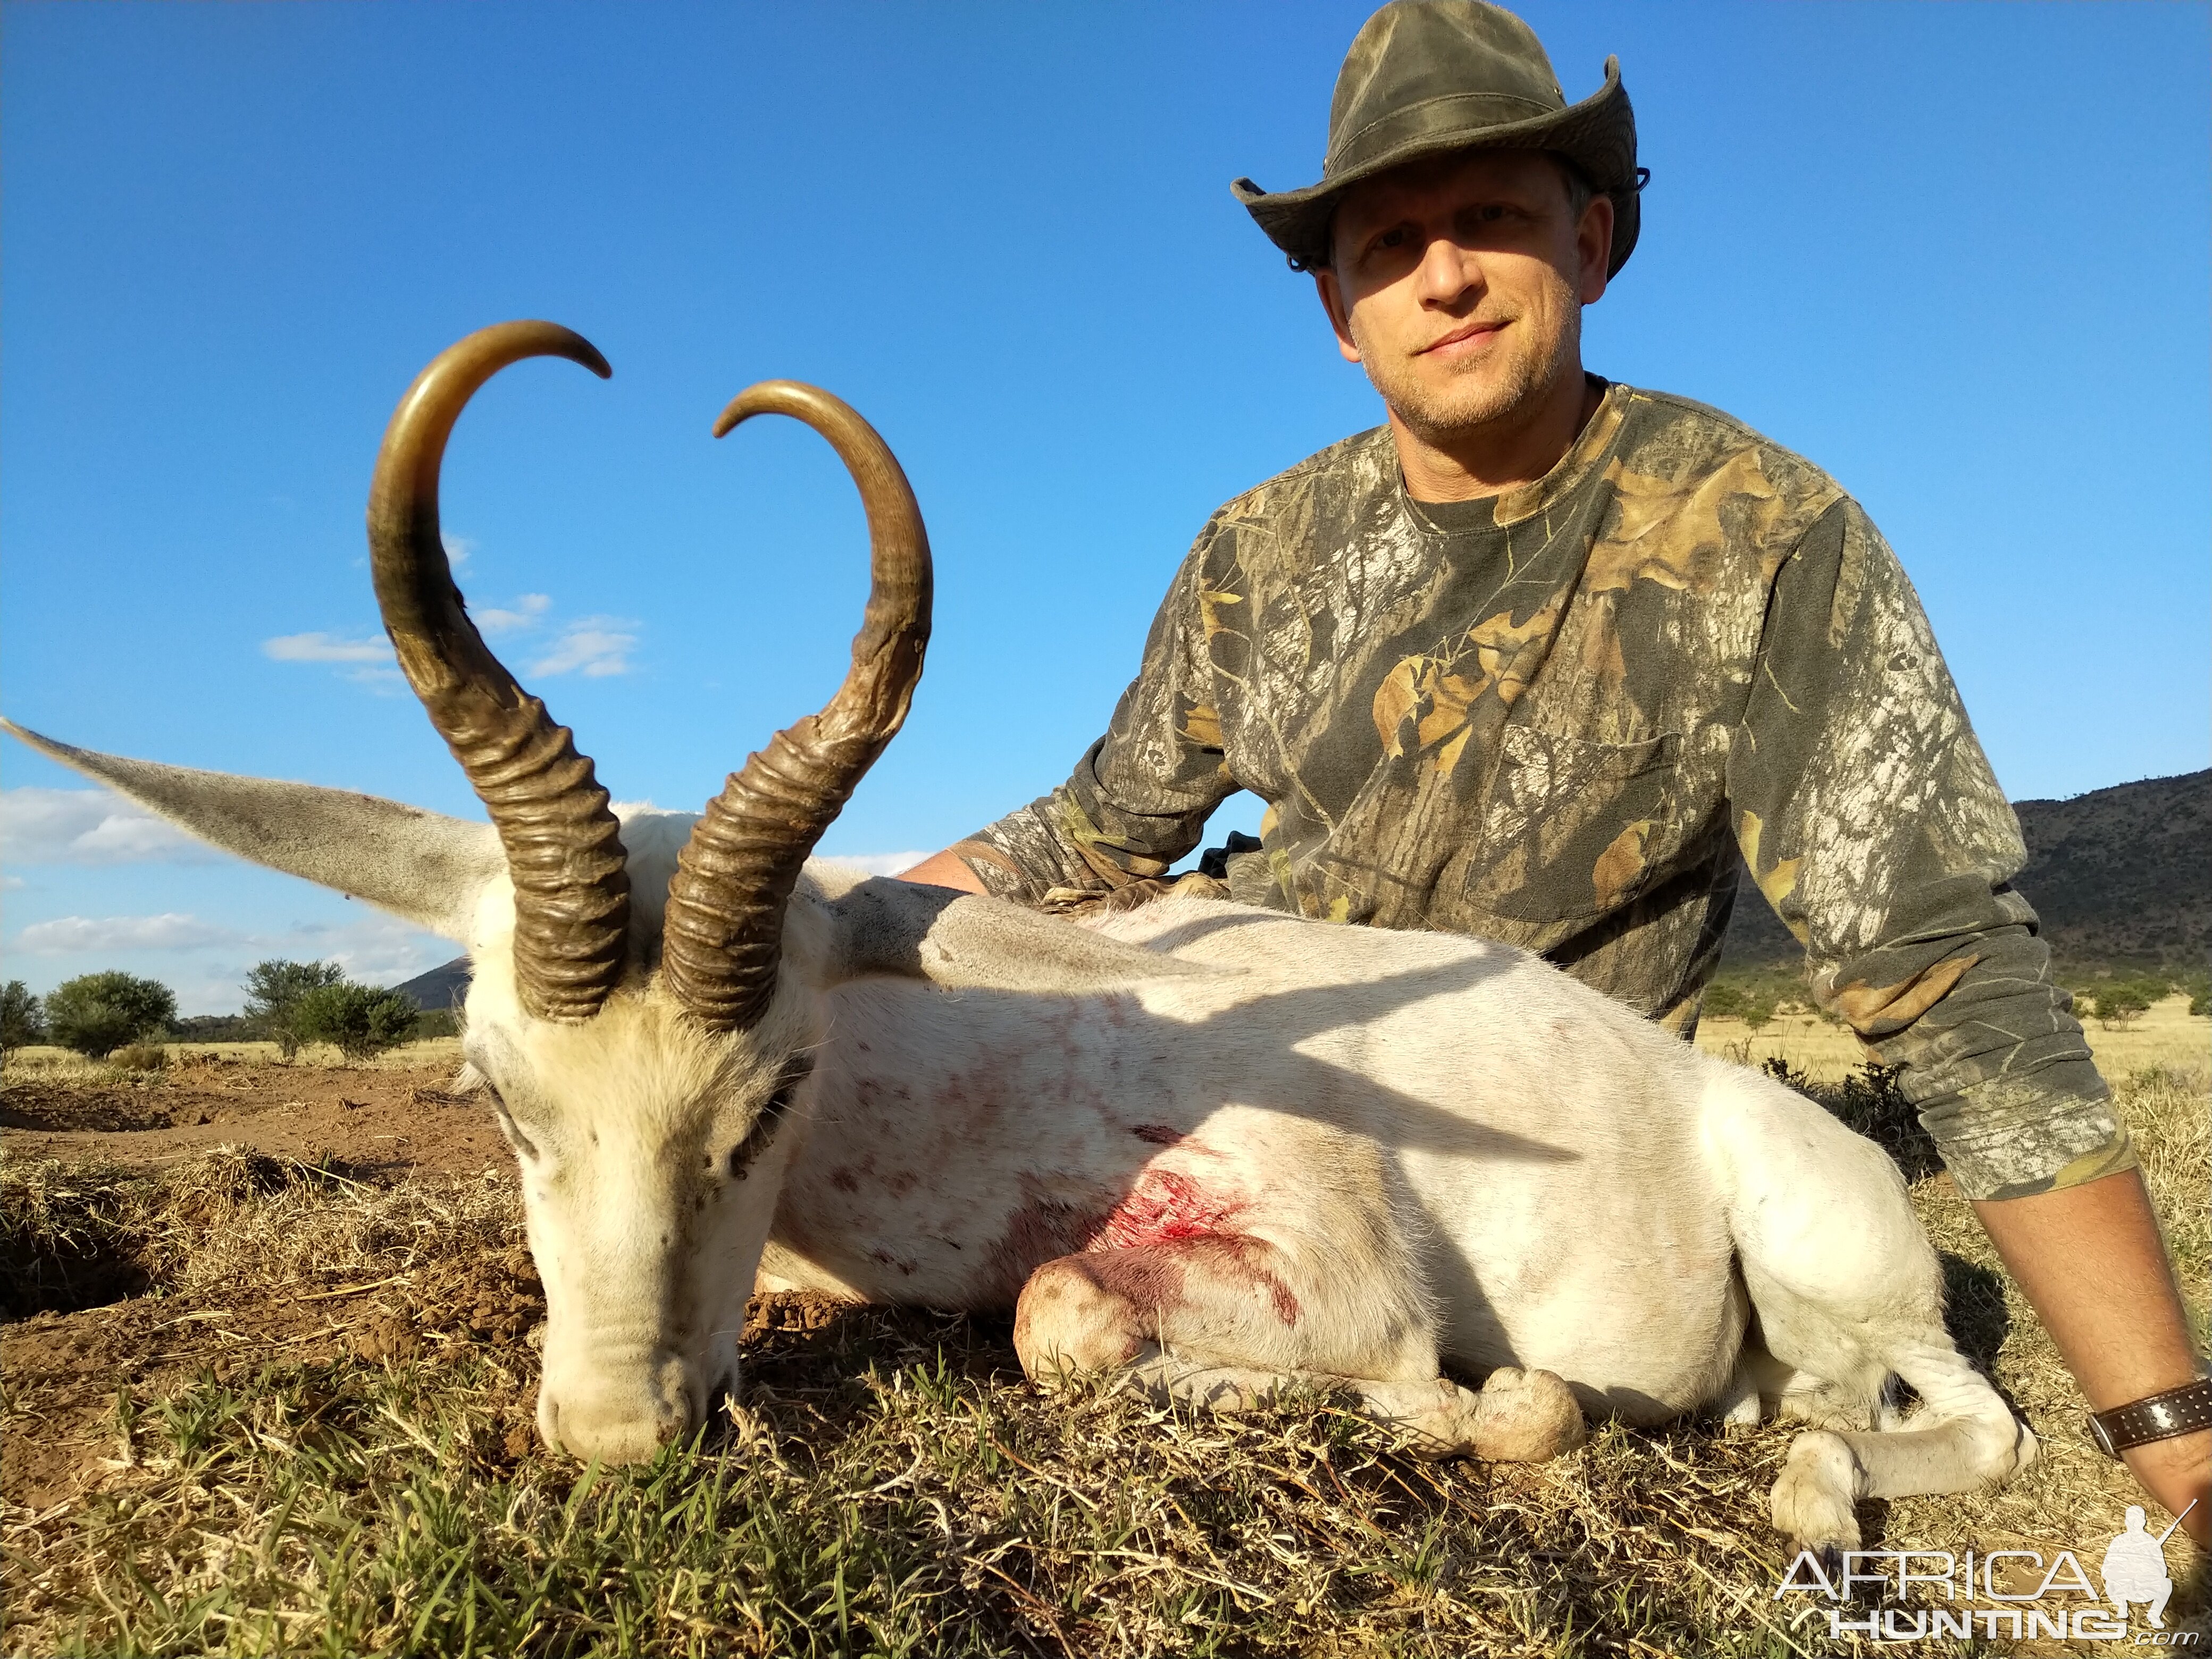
[1328,90,1558,179]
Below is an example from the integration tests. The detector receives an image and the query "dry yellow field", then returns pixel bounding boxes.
[4,1036,463,1076]
[1698,990,2210,1081]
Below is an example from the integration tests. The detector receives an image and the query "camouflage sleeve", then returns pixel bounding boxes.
[1727,499,2133,1202]
[953,531,1236,902]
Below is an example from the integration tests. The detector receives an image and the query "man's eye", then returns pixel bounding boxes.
[1377,227,1408,250]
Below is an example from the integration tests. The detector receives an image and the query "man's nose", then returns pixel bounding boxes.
[1416,234,1482,307]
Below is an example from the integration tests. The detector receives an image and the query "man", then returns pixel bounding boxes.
[902,1,2208,1540]
[2101,1505,2180,1628]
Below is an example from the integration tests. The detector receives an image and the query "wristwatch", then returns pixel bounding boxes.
[2087,1378,2212,1458]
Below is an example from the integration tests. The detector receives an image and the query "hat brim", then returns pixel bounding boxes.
[1233,58,1641,278]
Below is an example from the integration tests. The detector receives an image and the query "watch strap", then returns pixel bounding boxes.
[2088,1378,2212,1458]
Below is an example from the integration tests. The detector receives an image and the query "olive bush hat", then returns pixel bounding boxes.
[1234,0,1644,277]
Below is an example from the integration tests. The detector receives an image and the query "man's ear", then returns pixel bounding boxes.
[3,719,505,942]
[1314,268,1363,364]
[1576,195,1614,306]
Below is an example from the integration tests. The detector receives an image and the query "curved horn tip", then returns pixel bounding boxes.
[504,320,611,381]
[438,320,611,383]
[710,378,842,441]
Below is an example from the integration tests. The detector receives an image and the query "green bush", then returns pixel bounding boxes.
[0,980,46,1057]
[1702,982,1777,1029]
[292,982,420,1061]
[2082,974,2173,1028]
[44,972,177,1059]
[169,1012,257,1043]
[412,1007,459,1040]
[242,959,345,1060]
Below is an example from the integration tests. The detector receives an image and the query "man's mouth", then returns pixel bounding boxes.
[1419,318,1506,356]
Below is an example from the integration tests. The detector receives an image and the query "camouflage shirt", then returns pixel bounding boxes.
[959,381,2130,1202]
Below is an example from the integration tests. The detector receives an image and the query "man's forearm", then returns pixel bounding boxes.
[1973,1169,2209,1546]
[898,848,990,894]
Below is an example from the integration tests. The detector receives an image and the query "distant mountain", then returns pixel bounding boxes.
[391,958,472,1011]
[1720,769,2211,975]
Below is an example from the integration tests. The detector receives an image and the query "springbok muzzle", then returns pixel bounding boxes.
[537,1344,705,1464]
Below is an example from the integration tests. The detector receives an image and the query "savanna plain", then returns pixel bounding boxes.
[3,1002,2205,1657]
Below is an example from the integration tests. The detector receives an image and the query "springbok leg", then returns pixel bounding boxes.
[1012,1242,1585,1462]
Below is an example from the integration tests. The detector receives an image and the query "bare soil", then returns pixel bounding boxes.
[1,1052,512,1179]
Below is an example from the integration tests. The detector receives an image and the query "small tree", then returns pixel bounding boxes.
[242,959,345,1060]
[1,981,47,1058]
[1702,984,1747,1021]
[44,971,177,1059]
[293,982,420,1061]
[2088,975,2168,1030]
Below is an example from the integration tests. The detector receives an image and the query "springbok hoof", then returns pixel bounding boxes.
[1771,1429,1863,1553]
[1471,1366,1587,1462]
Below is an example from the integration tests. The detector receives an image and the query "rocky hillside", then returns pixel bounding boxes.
[1720,768,2211,975]
[390,958,472,1012]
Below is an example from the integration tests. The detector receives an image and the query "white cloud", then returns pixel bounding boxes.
[532,618,639,678]
[820,851,931,878]
[442,533,476,570]
[476,592,551,637]
[263,631,394,665]
[267,595,637,685]
[1,787,214,866]
[17,912,238,953]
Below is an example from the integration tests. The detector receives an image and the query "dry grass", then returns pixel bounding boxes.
[0,1149,516,1320]
[5,1039,463,1080]
[1,1067,2205,1657]
[1698,992,2210,1082]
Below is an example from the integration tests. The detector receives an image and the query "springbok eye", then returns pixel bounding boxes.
[484,1089,539,1161]
[725,1061,811,1182]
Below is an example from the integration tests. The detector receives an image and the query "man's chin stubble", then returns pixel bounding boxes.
[1390,370,1545,447]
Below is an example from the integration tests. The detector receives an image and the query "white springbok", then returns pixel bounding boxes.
[5,321,2034,1554]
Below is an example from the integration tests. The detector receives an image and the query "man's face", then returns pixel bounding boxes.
[1317,150,1613,445]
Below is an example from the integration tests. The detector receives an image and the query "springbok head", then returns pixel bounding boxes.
[3,321,981,1461]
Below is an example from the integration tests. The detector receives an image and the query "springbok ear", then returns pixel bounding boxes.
[3,719,505,943]
[799,871,1189,996]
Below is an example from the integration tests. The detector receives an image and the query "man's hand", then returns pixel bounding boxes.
[897,849,990,894]
[1974,1168,2209,1547]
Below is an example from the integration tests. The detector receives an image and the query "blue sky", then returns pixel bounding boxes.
[3,1,2207,1012]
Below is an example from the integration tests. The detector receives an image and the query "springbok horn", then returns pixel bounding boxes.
[367,321,632,1023]
[662,382,932,1032]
